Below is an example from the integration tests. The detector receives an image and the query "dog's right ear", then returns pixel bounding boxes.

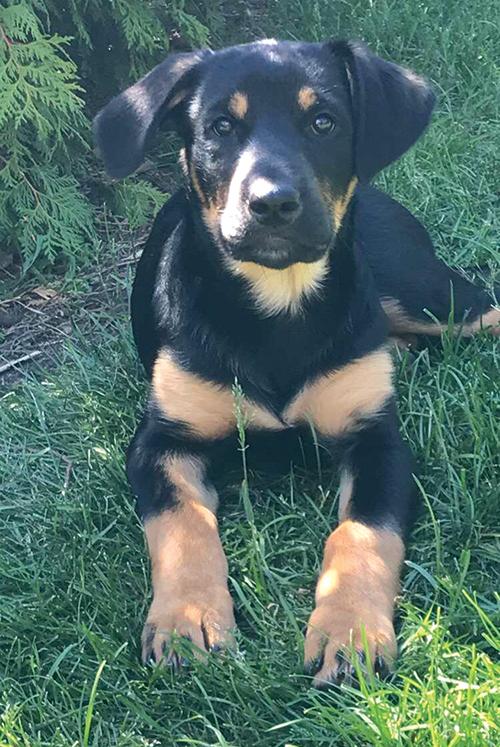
[93,50,210,178]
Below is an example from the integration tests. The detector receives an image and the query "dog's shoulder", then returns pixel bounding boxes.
[131,188,189,374]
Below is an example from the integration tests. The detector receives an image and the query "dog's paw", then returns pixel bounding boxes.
[304,601,396,688]
[142,588,236,668]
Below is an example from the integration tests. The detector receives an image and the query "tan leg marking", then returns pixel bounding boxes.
[284,348,394,436]
[152,350,284,438]
[228,256,329,316]
[298,86,318,110]
[305,520,404,687]
[142,455,235,665]
[228,91,248,119]
[382,297,500,337]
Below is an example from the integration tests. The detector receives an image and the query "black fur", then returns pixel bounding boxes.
[93,49,210,178]
[331,41,436,180]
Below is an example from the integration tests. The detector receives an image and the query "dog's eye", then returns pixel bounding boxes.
[212,116,234,136]
[311,113,335,135]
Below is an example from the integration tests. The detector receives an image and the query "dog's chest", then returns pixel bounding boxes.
[152,344,393,441]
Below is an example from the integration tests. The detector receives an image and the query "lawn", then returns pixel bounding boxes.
[1,1,499,745]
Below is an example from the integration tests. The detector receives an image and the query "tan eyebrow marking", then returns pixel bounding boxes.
[228,91,248,119]
[298,86,318,110]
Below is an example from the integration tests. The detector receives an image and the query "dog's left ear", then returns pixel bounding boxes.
[93,49,210,178]
[330,41,435,181]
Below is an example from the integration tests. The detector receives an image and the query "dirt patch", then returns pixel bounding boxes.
[0,232,146,389]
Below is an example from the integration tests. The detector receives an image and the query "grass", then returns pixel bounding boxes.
[1,0,499,744]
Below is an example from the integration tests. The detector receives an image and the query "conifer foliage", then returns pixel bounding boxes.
[0,1,210,271]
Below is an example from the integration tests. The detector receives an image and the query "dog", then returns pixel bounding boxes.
[93,39,499,687]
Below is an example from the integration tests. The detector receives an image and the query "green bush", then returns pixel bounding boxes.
[0,0,211,273]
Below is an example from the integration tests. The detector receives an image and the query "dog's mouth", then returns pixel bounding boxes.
[227,234,332,270]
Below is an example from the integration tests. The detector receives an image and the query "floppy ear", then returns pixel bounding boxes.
[331,41,435,181]
[93,50,210,178]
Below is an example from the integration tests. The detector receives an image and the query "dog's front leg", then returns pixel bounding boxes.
[304,404,416,687]
[127,416,235,666]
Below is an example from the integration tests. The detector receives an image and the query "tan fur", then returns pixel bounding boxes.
[152,350,284,438]
[298,86,318,110]
[321,177,358,230]
[382,297,500,337]
[189,162,207,206]
[332,177,358,229]
[187,161,226,242]
[188,163,227,240]
[228,91,248,119]
[305,519,404,686]
[229,256,329,316]
[142,455,235,662]
[163,455,218,511]
[284,348,394,435]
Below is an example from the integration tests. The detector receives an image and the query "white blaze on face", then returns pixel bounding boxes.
[220,149,257,241]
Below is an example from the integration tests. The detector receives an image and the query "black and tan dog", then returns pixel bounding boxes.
[94,39,499,687]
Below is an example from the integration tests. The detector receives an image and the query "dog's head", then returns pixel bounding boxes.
[94,40,434,271]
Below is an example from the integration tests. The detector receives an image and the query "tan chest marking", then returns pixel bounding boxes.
[152,350,284,439]
[231,256,329,316]
[283,348,394,436]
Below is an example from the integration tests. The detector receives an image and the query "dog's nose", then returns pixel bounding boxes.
[248,182,301,225]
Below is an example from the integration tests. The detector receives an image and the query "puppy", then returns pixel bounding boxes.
[94,39,499,687]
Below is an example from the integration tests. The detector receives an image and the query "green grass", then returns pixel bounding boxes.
[1,0,499,744]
